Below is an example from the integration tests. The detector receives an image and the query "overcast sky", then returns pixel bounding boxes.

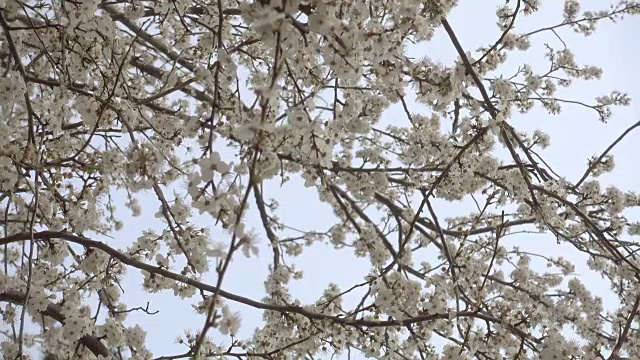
[91,1,640,358]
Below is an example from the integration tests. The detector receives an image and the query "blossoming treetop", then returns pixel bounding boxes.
[1,0,640,359]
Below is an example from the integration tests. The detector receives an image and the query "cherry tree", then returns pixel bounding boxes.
[1,0,640,359]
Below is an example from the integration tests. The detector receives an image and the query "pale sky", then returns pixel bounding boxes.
[81,1,640,358]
